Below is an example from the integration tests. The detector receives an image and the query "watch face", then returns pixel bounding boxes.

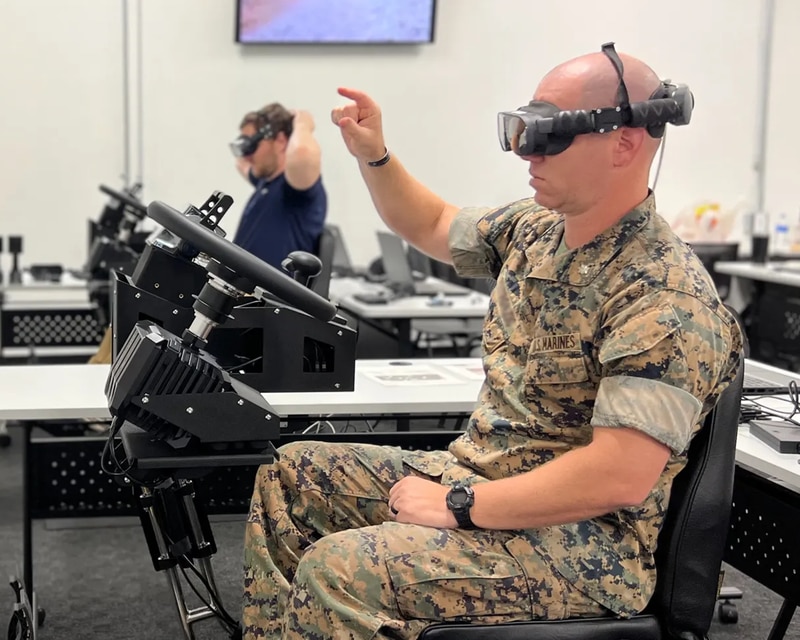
[449,490,469,507]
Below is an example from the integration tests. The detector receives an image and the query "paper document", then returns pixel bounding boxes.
[361,366,461,386]
[442,363,486,381]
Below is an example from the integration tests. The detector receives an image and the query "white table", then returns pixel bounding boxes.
[715,260,800,314]
[328,277,489,357]
[715,260,800,287]
[0,270,99,362]
[0,358,483,422]
[1,270,89,302]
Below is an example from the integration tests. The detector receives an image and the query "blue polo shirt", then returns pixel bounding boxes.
[232,171,327,270]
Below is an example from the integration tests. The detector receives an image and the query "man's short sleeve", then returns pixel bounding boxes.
[591,293,740,454]
[448,198,538,279]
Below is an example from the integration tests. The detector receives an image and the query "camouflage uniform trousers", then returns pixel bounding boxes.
[242,441,606,639]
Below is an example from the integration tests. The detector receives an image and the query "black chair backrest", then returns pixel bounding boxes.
[311,226,335,298]
[648,363,743,637]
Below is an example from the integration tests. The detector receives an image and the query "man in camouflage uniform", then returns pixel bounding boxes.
[242,46,743,639]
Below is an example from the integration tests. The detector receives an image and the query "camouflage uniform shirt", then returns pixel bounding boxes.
[446,192,742,616]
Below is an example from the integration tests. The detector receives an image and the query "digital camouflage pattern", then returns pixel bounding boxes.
[242,192,742,639]
[243,442,606,639]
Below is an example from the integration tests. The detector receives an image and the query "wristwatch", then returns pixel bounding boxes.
[445,482,476,529]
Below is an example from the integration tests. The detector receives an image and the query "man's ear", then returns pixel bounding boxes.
[613,127,645,168]
[275,131,289,152]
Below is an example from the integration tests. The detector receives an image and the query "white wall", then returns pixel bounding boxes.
[0,0,124,268]
[764,0,800,222]
[3,0,792,269]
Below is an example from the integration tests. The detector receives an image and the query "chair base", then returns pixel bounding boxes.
[418,614,662,640]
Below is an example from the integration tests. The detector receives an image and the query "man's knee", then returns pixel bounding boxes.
[292,528,383,598]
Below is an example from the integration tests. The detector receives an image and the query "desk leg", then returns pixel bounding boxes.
[767,599,797,640]
[23,423,33,600]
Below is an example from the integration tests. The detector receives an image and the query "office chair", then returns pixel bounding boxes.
[310,226,335,298]
[405,247,484,356]
[419,363,744,640]
[689,242,739,301]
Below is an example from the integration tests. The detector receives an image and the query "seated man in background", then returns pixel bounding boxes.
[241,45,743,639]
[231,103,326,270]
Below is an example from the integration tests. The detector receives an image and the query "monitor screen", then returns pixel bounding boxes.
[236,0,437,44]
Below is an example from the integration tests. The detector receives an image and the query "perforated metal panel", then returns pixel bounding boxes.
[29,437,136,518]
[2,308,103,348]
[750,283,800,371]
[724,465,800,602]
[28,435,258,518]
[27,429,463,519]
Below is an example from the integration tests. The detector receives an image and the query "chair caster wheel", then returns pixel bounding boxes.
[0,433,11,448]
[718,601,739,624]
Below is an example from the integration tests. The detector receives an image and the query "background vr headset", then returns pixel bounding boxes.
[229,119,275,158]
[498,42,694,156]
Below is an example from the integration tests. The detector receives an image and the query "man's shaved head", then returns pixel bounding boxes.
[543,51,663,110]
[525,46,666,222]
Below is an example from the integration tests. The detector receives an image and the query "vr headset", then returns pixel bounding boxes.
[497,42,694,156]
[229,120,275,158]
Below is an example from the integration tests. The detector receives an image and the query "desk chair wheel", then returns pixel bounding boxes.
[717,584,741,624]
[717,601,739,624]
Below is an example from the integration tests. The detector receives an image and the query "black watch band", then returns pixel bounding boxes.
[446,482,476,529]
[367,148,391,167]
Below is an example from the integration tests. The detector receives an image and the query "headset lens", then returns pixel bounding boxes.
[497,112,526,153]
[229,132,264,158]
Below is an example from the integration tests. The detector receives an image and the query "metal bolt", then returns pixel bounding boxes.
[274,309,280,315]
[135,293,141,299]
[186,407,194,414]
[142,396,149,404]
[615,106,621,112]
[237,399,244,406]
[154,283,160,289]
[178,294,184,299]
[123,477,131,484]
[599,128,605,134]
[337,330,343,336]
[172,309,178,315]
[265,414,272,420]
[612,125,618,131]
[334,383,341,389]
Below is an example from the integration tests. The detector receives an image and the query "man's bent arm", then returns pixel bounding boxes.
[469,426,672,529]
[285,116,322,191]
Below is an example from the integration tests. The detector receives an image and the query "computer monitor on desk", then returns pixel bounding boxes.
[328,224,368,278]
[376,231,469,297]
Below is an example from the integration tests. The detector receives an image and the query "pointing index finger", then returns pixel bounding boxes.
[337,87,377,109]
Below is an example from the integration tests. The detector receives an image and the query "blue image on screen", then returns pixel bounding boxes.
[237,0,436,44]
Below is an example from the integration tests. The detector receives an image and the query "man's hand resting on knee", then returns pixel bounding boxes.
[388,476,458,528]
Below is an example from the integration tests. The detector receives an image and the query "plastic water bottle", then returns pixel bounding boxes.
[773,212,792,257]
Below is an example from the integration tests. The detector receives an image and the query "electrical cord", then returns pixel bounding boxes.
[101,414,164,488]
[651,127,668,191]
[178,562,239,633]
[741,380,800,426]
[161,529,239,633]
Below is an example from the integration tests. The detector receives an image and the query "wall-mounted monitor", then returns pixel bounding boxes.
[236,0,437,45]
